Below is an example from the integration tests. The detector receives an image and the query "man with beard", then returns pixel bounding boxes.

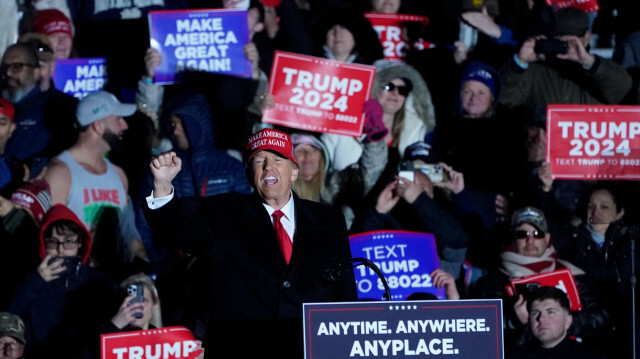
[0,42,78,177]
[43,91,148,274]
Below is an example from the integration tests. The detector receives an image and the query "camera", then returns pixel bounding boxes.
[126,284,145,319]
[415,163,444,183]
[534,39,568,56]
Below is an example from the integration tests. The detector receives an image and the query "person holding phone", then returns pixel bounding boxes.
[470,206,611,352]
[500,6,631,112]
[8,204,116,359]
[350,147,470,281]
[104,274,161,333]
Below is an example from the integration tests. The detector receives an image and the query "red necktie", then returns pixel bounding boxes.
[272,210,292,264]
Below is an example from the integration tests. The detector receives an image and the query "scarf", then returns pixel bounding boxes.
[500,244,585,278]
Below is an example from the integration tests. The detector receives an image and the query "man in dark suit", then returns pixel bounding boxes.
[145,128,357,358]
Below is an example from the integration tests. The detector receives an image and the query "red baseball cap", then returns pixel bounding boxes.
[245,128,296,164]
[33,9,73,39]
[0,98,14,122]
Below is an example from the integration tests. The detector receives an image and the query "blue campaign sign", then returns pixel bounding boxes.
[303,300,504,359]
[349,230,444,301]
[148,8,252,84]
[53,58,107,99]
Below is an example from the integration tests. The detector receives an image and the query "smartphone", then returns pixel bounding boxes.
[126,284,145,319]
[397,161,415,183]
[514,282,541,298]
[534,39,568,56]
[459,20,478,49]
[48,255,81,275]
[415,163,444,183]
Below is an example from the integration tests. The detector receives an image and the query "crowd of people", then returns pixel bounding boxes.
[1,0,640,358]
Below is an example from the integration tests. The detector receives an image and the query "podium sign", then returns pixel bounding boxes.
[303,299,503,359]
[101,326,201,359]
[263,51,375,137]
[547,105,640,180]
[349,231,445,301]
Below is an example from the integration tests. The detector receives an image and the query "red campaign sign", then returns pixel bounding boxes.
[263,51,376,137]
[547,105,640,180]
[545,0,599,13]
[365,13,432,61]
[508,269,582,311]
[101,326,202,359]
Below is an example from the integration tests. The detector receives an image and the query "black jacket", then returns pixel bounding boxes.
[145,191,357,358]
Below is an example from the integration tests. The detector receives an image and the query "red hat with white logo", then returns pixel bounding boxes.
[33,9,73,39]
[245,128,296,164]
[11,179,52,224]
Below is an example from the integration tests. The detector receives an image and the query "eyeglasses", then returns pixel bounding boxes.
[513,230,546,240]
[44,238,79,250]
[0,62,36,74]
[383,82,411,97]
[0,341,22,351]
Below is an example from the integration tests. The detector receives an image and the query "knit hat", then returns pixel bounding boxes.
[33,9,73,39]
[245,128,296,164]
[0,312,25,343]
[0,98,14,122]
[511,206,548,233]
[550,7,590,37]
[76,91,136,126]
[460,61,499,97]
[11,179,52,224]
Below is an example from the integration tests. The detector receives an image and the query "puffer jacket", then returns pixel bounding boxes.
[162,91,252,197]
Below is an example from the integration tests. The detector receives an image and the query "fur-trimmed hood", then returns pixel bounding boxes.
[372,62,437,133]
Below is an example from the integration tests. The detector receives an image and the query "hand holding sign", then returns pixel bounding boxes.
[263,51,375,136]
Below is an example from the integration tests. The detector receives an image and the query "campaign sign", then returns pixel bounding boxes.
[349,230,445,301]
[303,299,503,359]
[507,269,582,311]
[101,326,201,359]
[545,0,599,13]
[148,8,252,84]
[263,51,376,137]
[547,105,640,180]
[54,57,107,99]
[365,13,431,61]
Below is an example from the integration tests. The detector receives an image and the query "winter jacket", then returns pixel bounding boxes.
[499,55,632,110]
[322,63,436,171]
[9,204,116,359]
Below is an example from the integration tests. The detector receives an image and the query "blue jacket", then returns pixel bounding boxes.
[163,91,252,197]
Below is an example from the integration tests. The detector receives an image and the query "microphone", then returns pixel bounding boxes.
[317,257,392,301]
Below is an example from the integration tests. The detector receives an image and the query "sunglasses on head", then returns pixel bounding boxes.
[513,229,545,240]
[383,82,411,97]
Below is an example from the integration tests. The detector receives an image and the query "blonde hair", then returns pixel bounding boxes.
[292,155,327,202]
[119,274,163,328]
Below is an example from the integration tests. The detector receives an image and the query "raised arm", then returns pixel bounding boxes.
[149,152,182,198]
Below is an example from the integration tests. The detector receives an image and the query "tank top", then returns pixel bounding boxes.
[56,150,127,232]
